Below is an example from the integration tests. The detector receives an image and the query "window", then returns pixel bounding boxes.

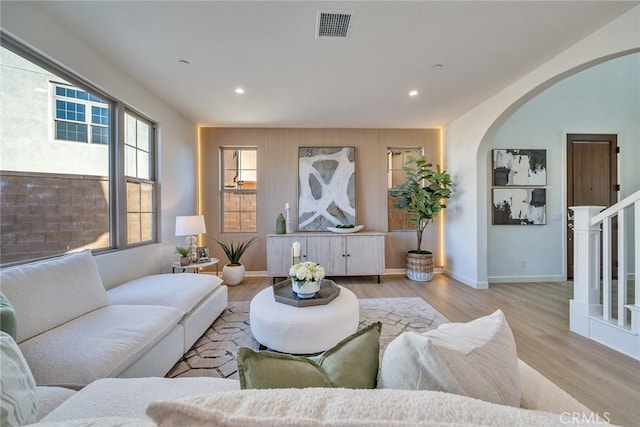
[221,147,257,232]
[125,111,155,244]
[54,84,109,144]
[0,36,157,265]
[387,148,423,231]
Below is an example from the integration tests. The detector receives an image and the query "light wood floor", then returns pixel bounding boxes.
[229,274,640,427]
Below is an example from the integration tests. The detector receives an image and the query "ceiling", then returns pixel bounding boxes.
[34,1,638,128]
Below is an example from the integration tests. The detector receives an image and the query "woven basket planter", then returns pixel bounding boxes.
[405,251,434,282]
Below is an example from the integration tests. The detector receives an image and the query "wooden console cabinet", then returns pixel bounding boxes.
[266,232,385,283]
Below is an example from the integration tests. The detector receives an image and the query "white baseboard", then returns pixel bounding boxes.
[441,268,489,289]
[383,268,406,275]
[244,269,573,286]
[489,275,566,283]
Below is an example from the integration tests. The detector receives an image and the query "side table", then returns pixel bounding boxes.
[171,258,219,275]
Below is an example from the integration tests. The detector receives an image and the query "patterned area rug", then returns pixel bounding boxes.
[167,297,449,380]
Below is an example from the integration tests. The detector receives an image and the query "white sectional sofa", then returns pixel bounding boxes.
[1,250,603,426]
[24,360,593,425]
[0,250,227,389]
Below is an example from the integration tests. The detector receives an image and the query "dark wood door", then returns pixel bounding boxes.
[566,134,618,279]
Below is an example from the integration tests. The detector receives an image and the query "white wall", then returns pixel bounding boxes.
[487,53,639,282]
[444,6,640,288]
[1,2,199,286]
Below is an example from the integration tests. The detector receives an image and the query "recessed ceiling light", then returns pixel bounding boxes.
[409,90,418,97]
[235,88,245,95]
[178,59,190,66]
[432,64,443,71]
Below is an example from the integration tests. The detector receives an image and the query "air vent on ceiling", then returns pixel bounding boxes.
[316,10,353,38]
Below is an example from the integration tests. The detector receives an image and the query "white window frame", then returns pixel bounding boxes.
[0,32,159,265]
[220,147,258,233]
[52,82,109,144]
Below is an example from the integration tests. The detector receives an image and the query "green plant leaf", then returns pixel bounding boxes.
[389,155,453,252]
[175,247,190,257]
[214,237,258,264]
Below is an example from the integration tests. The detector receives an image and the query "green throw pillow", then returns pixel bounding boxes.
[0,293,17,341]
[238,321,382,389]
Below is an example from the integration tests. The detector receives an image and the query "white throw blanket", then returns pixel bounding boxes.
[146,388,582,426]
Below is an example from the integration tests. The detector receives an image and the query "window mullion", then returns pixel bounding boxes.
[114,102,126,248]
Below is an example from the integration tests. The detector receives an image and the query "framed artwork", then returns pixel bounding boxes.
[492,188,546,225]
[197,246,210,262]
[492,149,546,186]
[298,147,356,231]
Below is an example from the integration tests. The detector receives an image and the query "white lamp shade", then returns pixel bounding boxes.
[175,215,206,236]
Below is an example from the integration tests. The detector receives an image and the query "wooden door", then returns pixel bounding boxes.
[566,134,618,278]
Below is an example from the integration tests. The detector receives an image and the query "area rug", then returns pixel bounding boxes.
[167,297,449,380]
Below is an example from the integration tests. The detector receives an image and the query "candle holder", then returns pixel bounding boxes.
[291,247,302,266]
[285,206,292,233]
[291,241,302,266]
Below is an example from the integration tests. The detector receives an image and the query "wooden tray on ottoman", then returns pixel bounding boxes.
[273,279,341,307]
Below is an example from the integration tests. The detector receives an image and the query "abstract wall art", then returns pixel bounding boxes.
[298,147,355,231]
[492,149,546,186]
[492,188,546,225]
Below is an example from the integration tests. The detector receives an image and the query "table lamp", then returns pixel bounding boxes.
[175,215,206,263]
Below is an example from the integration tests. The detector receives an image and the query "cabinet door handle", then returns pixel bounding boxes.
[342,254,346,257]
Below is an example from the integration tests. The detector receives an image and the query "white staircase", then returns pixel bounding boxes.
[570,190,640,360]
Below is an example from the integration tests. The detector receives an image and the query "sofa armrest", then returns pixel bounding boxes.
[518,359,591,414]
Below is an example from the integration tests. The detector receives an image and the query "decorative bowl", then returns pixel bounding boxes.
[326,225,364,234]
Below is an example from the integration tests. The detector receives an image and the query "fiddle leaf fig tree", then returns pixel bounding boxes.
[389,155,453,253]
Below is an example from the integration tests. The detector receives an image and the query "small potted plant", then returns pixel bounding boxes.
[214,237,257,286]
[289,261,325,299]
[175,247,190,266]
[389,155,453,282]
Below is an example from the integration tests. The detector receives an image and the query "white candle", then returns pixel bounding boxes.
[292,241,301,257]
[285,202,290,209]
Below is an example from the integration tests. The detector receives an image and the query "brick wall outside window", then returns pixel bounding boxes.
[0,171,109,264]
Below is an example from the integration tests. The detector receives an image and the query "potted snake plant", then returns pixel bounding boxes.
[389,155,452,282]
[214,237,257,286]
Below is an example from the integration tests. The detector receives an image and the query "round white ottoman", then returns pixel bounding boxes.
[249,285,359,354]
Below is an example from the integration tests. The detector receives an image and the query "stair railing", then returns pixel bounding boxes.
[570,189,639,360]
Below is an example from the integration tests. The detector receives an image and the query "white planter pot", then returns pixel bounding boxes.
[291,280,321,299]
[222,264,245,286]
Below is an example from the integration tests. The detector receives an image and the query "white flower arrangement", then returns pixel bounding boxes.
[289,261,325,286]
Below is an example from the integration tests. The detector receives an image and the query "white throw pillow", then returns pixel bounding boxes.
[146,388,564,426]
[0,250,109,342]
[0,331,37,426]
[378,309,522,407]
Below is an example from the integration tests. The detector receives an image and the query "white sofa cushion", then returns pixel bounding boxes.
[0,250,109,343]
[107,273,222,313]
[42,377,239,422]
[518,359,591,414]
[146,388,568,427]
[35,386,76,421]
[19,305,183,388]
[0,331,38,426]
[378,309,521,407]
[31,416,155,426]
